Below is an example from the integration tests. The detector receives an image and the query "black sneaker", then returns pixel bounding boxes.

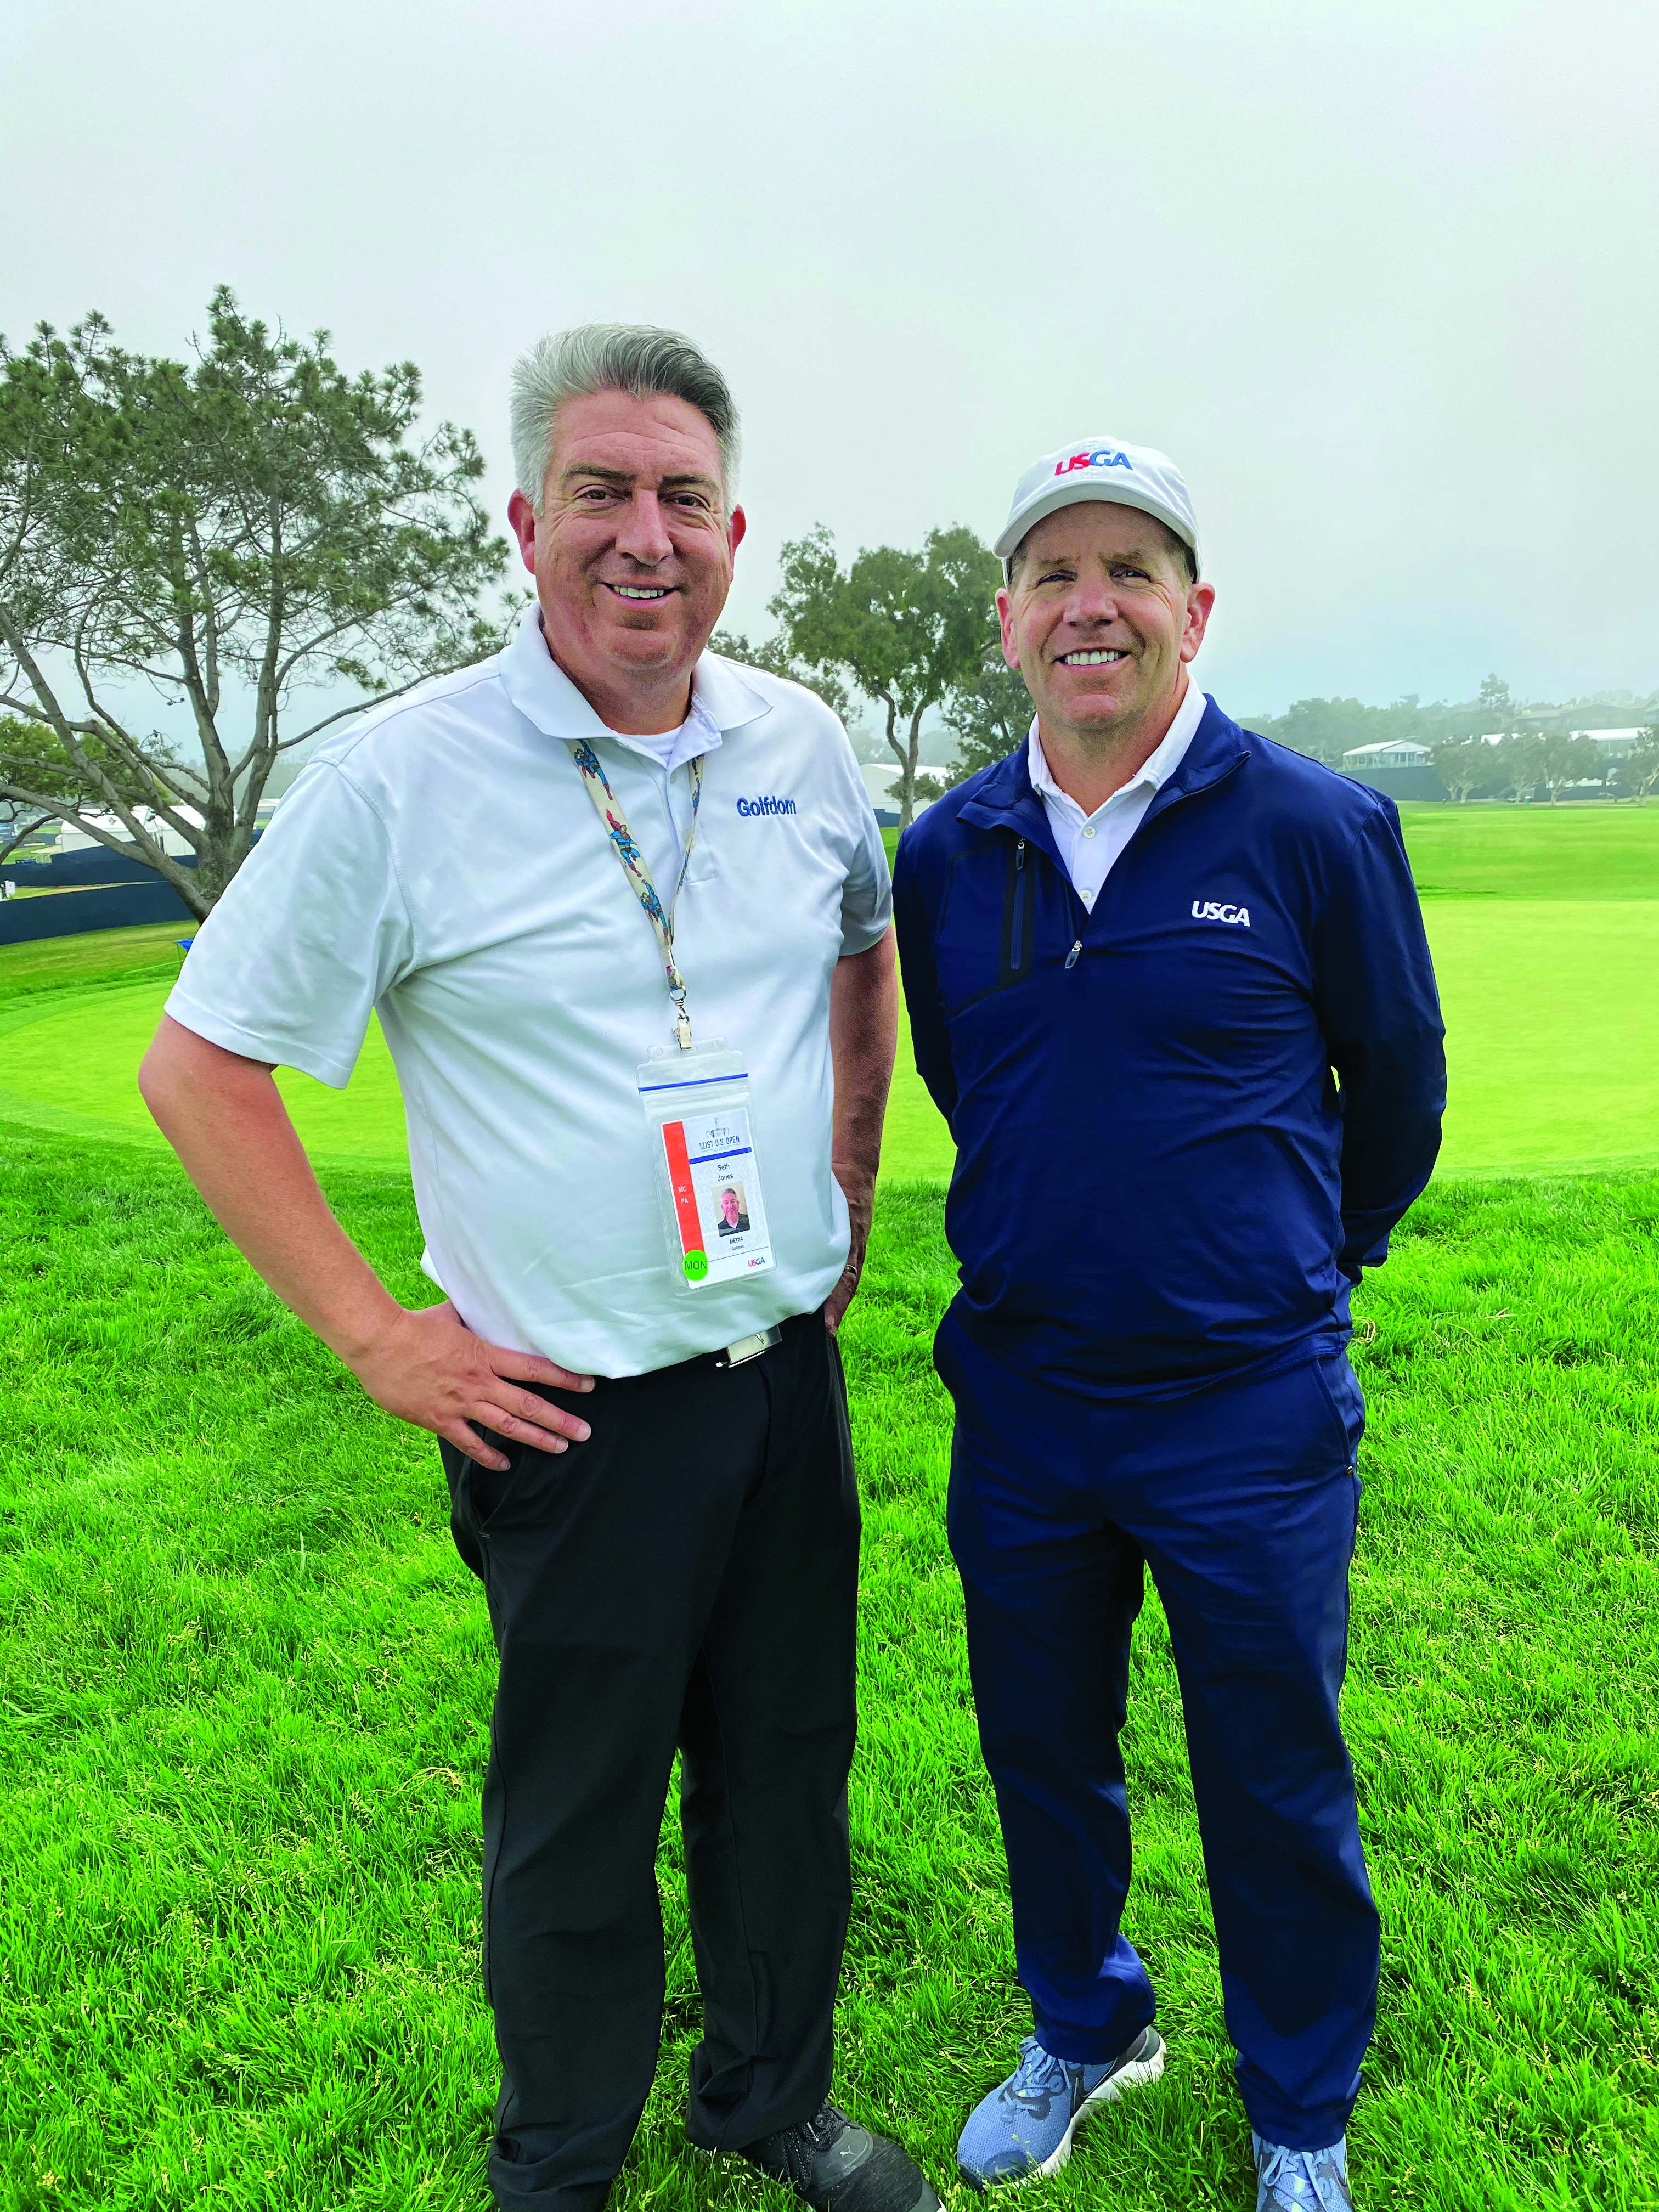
[736,2100,941,2211]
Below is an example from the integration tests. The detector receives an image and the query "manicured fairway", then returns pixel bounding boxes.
[1396,799,1659,903]
[877,802,1659,1180]
[2,1135,1655,2210]
[1418,899,1659,1172]
[0,975,407,1166]
[3,804,1654,1178]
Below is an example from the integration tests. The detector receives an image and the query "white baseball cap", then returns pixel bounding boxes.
[995,436,1200,577]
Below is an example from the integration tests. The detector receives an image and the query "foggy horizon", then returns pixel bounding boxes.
[5,0,1656,725]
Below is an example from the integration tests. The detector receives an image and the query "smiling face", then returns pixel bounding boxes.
[719,1188,741,1226]
[507,387,747,733]
[996,502,1214,751]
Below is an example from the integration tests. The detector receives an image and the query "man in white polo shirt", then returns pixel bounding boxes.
[139,325,938,2212]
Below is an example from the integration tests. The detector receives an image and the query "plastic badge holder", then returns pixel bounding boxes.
[637,1041,776,1291]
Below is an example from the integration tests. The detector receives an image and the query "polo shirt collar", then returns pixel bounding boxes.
[1025,673,1208,825]
[498,605,774,751]
[960,685,1246,842]
[692,646,774,736]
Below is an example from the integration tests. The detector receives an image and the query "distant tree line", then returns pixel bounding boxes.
[7,291,1657,918]
[1425,726,1659,805]
[1248,672,1659,800]
[1246,673,1659,761]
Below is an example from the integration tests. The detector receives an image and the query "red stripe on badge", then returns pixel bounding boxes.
[661,1121,706,1256]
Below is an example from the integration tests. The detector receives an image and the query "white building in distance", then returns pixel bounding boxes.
[1571,727,1644,760]
[1342,741,1432,768]
[53,806,204,856]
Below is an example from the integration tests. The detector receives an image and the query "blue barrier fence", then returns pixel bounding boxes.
[1341,765,1449,803]
[0,845,199,945]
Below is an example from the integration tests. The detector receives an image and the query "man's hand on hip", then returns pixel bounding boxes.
[349,1301,594,1470]
[137,1022,595,1474]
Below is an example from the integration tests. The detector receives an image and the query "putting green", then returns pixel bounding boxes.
[0,983,953,1176]
[0,986,408,1166]
[1,805,1655,1178]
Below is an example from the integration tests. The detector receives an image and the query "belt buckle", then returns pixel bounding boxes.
[715,1324,783,1369]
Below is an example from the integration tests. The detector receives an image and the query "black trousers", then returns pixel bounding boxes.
[440,1310,861,2211]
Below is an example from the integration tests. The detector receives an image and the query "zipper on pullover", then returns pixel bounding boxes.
[1009,840,1028,969]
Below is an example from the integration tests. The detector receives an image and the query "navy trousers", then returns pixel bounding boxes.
[938,1313,1377,2151]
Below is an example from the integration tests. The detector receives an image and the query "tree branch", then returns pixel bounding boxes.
[0,810,52,866]
[0,609,204,866]
[185,508,222,717]
[0,778,210,916]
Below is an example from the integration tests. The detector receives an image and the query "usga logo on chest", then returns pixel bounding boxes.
[1192,899,1251,927]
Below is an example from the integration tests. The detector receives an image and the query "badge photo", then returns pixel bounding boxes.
[639,1044,776,1289]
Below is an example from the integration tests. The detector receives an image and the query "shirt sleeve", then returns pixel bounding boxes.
[892,820,958,1124]
[165,761,416,1088]
[1311,799,1447,1279]
[836,752,894,957]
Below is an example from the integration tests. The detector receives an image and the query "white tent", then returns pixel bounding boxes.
[1342,741,1432,767]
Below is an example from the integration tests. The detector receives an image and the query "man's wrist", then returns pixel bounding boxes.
[833,1159,876,1215]
[313,1284,408,1371]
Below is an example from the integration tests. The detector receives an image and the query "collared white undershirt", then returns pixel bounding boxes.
[603,690,725,881]
[608,693,719,776]
[1026,676,1209,910]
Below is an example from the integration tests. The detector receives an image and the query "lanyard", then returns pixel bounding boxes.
[566,738,704,1049]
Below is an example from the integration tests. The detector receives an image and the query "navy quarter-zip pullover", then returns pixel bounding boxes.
[893,699,1446,1395]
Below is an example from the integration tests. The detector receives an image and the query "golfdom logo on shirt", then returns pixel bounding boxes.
[1192,899,1251,927]
[736,794,797,817]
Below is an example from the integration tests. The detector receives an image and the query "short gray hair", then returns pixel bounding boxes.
[510,323,741,514]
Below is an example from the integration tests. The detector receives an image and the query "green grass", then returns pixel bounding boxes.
[1397,800,1659,904]
[1,1135,1656,2210]
[5,805,1654,1182]
[3,822,1659,2207]
[0,921,190,1002]
[1417,901,1659,1174]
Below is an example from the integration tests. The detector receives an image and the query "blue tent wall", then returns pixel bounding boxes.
[1342,765,1448,803]
[0,846,198,944]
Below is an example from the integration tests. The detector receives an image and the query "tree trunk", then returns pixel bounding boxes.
[897,701,928,831]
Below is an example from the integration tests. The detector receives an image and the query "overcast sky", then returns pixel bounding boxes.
[4,0,1656,717]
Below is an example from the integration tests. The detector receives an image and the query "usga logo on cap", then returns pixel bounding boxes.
[1055,448,1133,476]
[994,434,1200,574]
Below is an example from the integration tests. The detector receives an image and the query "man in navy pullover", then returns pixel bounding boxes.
[893,439,1444,2212]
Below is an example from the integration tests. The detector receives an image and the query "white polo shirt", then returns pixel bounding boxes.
[166,608,892,1376]
[1026,676,1209,908]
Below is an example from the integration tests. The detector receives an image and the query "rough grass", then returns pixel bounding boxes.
[1,1133,1656,2211]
